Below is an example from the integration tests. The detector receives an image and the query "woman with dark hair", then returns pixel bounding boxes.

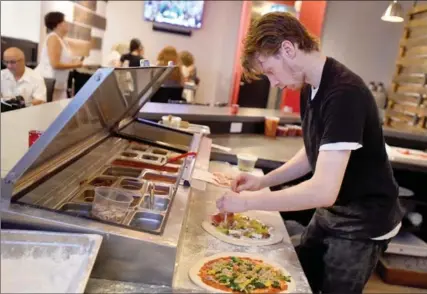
[36,11,82,101]
[120,38,144,67]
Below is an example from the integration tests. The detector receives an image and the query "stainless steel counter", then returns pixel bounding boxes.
[139,103,427,144]
[211,134,427,173]
[140,102,300,123]
[172,160,312,293]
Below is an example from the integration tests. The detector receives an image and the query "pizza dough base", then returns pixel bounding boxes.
[189,252,296,293]
[202,219,284,247]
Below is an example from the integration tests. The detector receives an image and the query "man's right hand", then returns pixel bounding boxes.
[232,173,263,193]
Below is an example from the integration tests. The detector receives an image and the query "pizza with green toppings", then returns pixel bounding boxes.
[212,213,272,240]
[189,253,294,293]
[202,213,284,246]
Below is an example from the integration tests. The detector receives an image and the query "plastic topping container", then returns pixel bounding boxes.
[237,153,258,172]
[92,187,133,223]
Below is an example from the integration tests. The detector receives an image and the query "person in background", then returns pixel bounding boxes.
[179,50,199,102]
[216,12,402,294]
[1,47,47,106]
[157,46,184,87]
[36,11,83,101]
[103,42,128,67]
[179,50,199,85]
[120,39,144,67]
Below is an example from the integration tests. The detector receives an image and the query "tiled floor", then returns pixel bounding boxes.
[364,272,427,293]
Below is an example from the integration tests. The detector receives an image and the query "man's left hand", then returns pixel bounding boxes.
[216,190,253,213]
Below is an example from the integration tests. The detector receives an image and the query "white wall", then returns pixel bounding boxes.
[1,1,42,43]
[321,1,414,87]
[39,1,107,65]
[103,1,242,104]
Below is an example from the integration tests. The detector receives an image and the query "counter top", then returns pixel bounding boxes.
[140,103,427,144]
[140,102,300,123]
[1,100,70,178]
[210,134,427,173]
[172,161,311,293]
[383,127,427,144]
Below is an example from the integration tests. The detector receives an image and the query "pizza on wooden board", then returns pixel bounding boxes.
[211,213,272,240]
[194,255,292,293]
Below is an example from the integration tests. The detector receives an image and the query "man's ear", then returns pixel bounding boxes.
[280,40,297,59]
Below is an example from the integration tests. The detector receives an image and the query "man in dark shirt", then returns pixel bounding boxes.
[216,12,403,294]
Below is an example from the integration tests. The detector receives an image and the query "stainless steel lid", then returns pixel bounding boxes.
[1,66,174,202]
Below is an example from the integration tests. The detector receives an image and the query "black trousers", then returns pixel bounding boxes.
[296,219,390,294]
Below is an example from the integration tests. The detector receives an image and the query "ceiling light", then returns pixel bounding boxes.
[381,1,404,22]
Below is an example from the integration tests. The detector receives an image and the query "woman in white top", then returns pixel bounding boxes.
[103,43,128,67]
[36,11,82,101]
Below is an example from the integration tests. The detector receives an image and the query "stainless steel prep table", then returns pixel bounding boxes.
[1,65,207,286]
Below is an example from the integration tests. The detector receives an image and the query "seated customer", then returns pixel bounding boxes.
[1,47,46,106]
[120,38,144,67]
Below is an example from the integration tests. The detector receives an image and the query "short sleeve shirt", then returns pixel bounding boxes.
[1,67,47,106]
[300,57,403,239]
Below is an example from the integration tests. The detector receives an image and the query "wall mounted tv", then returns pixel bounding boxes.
[144,1,205,29]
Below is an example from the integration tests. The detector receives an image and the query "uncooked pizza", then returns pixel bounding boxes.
[211,213,272,240]
[190,253,293,293]
[202,213,284,246]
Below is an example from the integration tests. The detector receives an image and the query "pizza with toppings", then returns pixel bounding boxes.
[189,253,295,293]
[202,213,284,246]
[212,213,272,240]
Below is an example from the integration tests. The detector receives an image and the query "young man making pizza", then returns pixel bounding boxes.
[216,12,403,294]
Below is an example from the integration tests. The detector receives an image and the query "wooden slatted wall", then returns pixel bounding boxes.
[385,3,427,134]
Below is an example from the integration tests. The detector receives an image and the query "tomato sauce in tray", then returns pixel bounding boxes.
[142,173,177,184]
[111,159,178,173]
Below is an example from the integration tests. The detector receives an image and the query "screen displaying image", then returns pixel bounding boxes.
[144,1,205,29]
[269,4,296,14]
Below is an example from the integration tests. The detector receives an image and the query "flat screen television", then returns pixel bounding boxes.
[144,1,205,29]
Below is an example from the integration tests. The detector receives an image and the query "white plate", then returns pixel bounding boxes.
[188,252,296,293]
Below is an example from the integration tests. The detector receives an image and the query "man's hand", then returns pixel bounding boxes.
[234,150,351,212]
[232,173,263,192]
[216,190,253,213]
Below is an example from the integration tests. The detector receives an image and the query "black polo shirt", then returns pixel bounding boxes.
[300,57,403,239]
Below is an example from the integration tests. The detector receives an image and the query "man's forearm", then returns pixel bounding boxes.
[246,150,351,212]
[260,147,311,189]
[247,179,331,212]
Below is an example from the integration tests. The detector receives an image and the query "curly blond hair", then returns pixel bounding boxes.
[179,51,195,67]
